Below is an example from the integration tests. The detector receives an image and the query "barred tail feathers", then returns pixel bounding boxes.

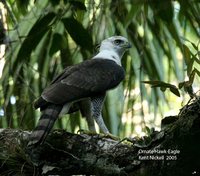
[28,104,62,146]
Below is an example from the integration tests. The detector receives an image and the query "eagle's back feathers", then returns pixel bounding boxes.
[39,59,124,106]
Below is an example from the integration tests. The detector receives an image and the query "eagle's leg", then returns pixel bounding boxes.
[91,94,109,134]
[79,99,96,132]
[86,113,96,132]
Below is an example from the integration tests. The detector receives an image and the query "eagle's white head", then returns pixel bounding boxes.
[93,36,131,65]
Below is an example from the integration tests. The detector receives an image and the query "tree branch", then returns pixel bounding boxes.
[0,99,200,175]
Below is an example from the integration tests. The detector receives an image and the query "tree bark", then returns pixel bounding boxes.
[0,99,200,176]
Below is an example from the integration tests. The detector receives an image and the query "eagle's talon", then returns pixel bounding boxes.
[77,130,119,141]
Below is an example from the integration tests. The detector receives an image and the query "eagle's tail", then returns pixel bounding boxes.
[28,104,62,146]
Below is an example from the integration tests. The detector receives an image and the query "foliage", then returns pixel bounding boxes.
[143,40,200,98]
[0,0,200,136]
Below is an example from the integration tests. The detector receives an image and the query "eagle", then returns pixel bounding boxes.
[28,36,131,146]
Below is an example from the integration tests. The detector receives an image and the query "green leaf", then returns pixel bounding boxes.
[189,69,195,84]
[193,55,200,65]
[125,4,140,27]
[191,42,198,51]
[16,0,30,14]
[49,33,67,56]
[160,87,166,92]
[187,58,194,76]
[49,0,61,6]
[194,68,200,77]
[142,81,180,97]
[150,0,173,23]
[180,37,198,51]
[145,126,151,135]
[169,87,180,97]
[183,44,191,66]
[142,80,172,88]
[62,17,93,51]
[178,81,185,89]
[142,80,162,86]
[68,0,87,11]
[16,12,56,62]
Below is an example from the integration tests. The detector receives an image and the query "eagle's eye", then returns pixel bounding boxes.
[114,39,124,45]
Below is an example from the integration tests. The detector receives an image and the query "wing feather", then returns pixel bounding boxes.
[40,59,124,105]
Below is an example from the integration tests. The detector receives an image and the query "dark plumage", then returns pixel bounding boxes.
[28,36,131,146]
[35,59,125,108]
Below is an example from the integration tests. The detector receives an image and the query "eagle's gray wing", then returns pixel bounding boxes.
[40,59,125,105]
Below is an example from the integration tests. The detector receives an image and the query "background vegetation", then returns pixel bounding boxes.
[0,0,200,137]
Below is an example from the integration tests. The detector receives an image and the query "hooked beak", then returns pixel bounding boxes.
[123,42,132,49]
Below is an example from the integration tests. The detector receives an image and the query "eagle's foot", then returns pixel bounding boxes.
[77,129,120,141]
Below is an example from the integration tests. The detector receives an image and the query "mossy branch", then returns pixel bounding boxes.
[0,99,200,175]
